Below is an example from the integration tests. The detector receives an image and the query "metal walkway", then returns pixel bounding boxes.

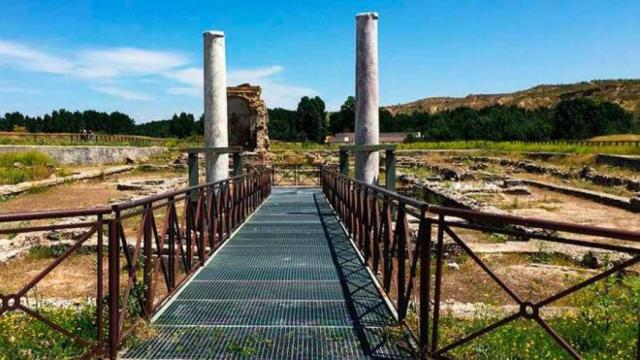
[124,187,413,359]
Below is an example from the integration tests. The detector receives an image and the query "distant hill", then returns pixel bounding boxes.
[385,79,640,117]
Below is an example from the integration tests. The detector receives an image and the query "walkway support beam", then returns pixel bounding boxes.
[203,31,229,182]
[355,12,380,184]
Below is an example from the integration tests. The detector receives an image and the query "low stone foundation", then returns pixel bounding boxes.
[0,145,166,165]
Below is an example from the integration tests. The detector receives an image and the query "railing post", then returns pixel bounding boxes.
[396,204,407,320]
[168,197,176,289]
[385,148,396,191]
[419,215,432,355]
[188,152,199,204]
[107,219,120,359]
[232,152,244,176]
[339,149,349,176]
[143,205,153,317]
[96,214,104,354]
[431,214,445,353]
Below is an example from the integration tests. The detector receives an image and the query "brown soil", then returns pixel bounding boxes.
[493,187,640,232]
[0,170,183,214]
[0,254,101,298]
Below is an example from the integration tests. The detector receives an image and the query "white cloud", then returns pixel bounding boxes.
[165,67,202,88]
[0,40,187,79]
[165,65,316,109]
[76,47,187,79]
[0,39,318,109]
[0,86,40,95]
[228,65,284,83]
[0,40,74,74]
[93,86,153,101]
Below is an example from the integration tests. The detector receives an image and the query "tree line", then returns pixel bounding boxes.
[1,97,636,142]
[321,97,637,142]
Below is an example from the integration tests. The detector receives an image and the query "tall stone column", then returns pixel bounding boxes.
[354,12,379,184]
[203,31,229,183]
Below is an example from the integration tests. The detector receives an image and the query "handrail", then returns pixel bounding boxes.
[322,167,640,242]
[0,168,273,359]
[320,167,640,358]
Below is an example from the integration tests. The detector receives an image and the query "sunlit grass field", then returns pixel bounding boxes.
[270,139,640,156]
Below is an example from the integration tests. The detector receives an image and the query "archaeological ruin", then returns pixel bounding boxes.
[227,83,269,153]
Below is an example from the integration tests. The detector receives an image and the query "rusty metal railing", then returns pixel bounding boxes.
[321,167,640,359]
[0,169,272,359]
[269,164,325,186]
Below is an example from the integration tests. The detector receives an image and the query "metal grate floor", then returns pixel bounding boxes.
[124,187,413,359]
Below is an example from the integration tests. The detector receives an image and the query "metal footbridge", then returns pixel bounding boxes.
[124,187,413,359]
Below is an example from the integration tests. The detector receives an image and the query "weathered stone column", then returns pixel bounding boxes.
[203,31,229,182]
[354,12,379,184]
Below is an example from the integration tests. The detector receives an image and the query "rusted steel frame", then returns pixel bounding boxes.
[142,204,154,317]
[381,196,394,292]
[223,182,231,238]
[443,225,523,304]
[431,214,445,353]
[371,193,382,272]
[184,193,194,272]
[326,169,425,209]
[324,169,640,242]
[363,188,372,263]
[445,220,640,254]
[399,206,425,321]
[18,304,93,348]
[354,186,362,247]
[436,311,522,355]
[96,214,104,352]
[108,219,120,359]
[145,204,169,314]
[0,207,110,222]
[16,224,99,297]
[434,228,640,357]
[149,204,170,304]
[534,316,581,359]
[194,188,208,263]
[395,203,409,318]
[118,208,147,330]
[205,185,216,249]
[170,201,189,273]
[0,221,99,235]
[429,205,640,242]
[537,253,640,308]
[167,196,176,290]
[418,216,432,353]
[217,185,226,246]
[114,172,250,211]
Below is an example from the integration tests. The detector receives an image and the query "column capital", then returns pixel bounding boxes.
[356,12,378,20]
[203,30,225,38]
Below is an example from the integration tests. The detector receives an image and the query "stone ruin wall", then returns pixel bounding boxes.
[227,84,269,159]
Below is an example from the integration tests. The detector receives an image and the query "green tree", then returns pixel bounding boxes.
[329,96,355,134]
[268,108,297,140]
[169,112,195,138]
[295,96,327,143]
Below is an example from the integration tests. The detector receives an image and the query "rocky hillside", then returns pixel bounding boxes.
[385,79,640,116]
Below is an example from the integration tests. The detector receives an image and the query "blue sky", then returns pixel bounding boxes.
[0,0,638,122]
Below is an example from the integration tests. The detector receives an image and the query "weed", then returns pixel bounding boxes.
[0,151,56,185]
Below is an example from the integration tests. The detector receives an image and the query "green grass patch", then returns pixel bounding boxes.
[398,140,640,156]
[0,305,98,359]
[0,151,56,185]
[434,275,640,359]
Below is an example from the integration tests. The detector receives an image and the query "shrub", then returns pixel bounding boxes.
[0,151,56,185]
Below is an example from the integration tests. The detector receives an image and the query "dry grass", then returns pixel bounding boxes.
[589,133,640,141]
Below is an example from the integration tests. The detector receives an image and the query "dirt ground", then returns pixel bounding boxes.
[0,169,183,214]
